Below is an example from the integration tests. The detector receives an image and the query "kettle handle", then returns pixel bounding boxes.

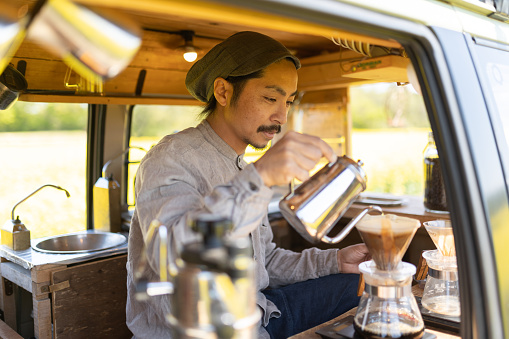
[321,205,383,244]
[134,220,175,300]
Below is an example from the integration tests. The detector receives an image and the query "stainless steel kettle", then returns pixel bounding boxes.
[135,215,260,339]
[279,155,382,244]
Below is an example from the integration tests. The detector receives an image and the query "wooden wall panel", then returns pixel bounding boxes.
[282,88,350,157]
[12,30,197,102]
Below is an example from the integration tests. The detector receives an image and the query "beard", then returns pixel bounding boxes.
[243,124,281,150]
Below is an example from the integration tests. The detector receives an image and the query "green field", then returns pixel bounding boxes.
[0,131,87,239]
[352,128,429,195]
[0,129,428,239]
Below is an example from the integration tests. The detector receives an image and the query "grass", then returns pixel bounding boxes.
[0,131,87,239]
[1,129,428,239]
[351,128,430,196]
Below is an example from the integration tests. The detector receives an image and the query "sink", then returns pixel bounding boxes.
[32,231,127,254]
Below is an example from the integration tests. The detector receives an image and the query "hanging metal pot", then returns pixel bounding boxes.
[0,64,27,110]
[27,0,142,82]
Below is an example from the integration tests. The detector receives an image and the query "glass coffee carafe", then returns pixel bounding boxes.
[421,220,460,317]
[354,214,425,339]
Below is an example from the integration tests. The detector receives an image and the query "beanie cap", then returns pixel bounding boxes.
[185,31,300,102]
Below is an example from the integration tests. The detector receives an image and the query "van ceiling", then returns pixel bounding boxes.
[13,0,404,104]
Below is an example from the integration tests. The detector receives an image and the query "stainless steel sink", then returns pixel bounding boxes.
[32,231,127,254]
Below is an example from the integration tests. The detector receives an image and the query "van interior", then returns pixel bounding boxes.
[2,0,503,338]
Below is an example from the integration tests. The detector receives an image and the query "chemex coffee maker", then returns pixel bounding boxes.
[135,215,260,339]
[354,214,425,339]
[420,220,460,318]
[280,156,431,338]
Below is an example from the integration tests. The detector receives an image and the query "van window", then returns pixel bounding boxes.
[350,83,429,196]
[0,102,87,239]
[127,105,202,209]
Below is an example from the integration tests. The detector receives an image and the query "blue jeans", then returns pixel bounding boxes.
[262,273,360,339]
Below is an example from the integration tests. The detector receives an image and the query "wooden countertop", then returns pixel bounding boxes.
[345,193,450,224]
[289,285,460,339]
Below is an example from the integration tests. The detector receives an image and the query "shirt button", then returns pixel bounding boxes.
[237,156,244,169]
[249,182,259,191]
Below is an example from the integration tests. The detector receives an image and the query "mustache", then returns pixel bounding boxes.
[257,125,281,134]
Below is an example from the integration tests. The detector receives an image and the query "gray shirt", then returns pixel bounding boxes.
[126,120,340,338]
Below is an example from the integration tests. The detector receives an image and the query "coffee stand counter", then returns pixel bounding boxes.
[345,193,450,224]
[290,285,460,339]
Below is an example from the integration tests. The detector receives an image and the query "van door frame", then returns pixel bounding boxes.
[220,0,505,337]
[86,104,130,230]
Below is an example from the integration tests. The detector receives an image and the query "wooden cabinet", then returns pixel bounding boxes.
[0,254,131,339]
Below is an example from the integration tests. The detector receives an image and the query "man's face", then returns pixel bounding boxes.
[224,59,298,151]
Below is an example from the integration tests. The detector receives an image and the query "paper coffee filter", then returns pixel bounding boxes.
[423,220,456,256]
[356,214,420,270]
[356,214,420,233]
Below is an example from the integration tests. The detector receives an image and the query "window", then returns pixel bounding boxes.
[349,83,429,196]
[0,102,87,239]
[127,105,202,209]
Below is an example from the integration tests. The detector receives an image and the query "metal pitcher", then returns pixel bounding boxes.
[279,155,382,244]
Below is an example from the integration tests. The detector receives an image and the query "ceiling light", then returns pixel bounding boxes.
[180,30,199,62]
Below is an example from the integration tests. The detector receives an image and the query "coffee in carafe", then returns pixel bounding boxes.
[354,319,424,339]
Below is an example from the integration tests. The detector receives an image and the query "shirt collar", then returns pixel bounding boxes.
[197,120,246,169]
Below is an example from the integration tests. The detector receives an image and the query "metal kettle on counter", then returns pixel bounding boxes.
[135,215,260,339]
[279,155,382,244]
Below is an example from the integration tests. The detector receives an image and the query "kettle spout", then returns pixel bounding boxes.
[321,205,383,244]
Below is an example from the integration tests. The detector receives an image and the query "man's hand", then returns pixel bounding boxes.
[337,243,371,274]
[253,131,337,187]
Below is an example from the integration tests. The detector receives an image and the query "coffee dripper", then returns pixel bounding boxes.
[354,214,425,339]
[421,220,460,317]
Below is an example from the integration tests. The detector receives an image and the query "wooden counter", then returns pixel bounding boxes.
[290,285,460,339]
[345,193,450,224]
[0,253,131,338]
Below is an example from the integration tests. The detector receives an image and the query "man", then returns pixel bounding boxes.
[126,31,370,338]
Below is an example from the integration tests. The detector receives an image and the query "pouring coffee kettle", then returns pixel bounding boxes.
[279,155,382,244]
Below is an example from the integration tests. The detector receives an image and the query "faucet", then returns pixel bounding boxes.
[10,184,71,222]
[101,146,147,180]
[2,184,71,251]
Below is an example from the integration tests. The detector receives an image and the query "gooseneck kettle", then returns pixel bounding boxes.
[279,155,382,244]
